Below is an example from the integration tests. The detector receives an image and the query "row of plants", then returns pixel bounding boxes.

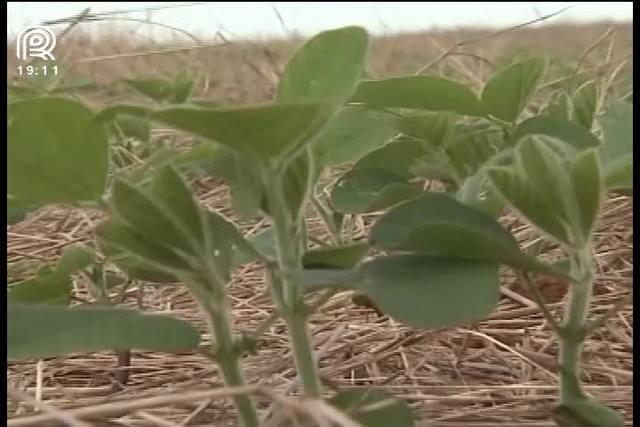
[8,26,632,426]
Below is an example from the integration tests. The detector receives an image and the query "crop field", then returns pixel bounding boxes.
[7,19,633,427]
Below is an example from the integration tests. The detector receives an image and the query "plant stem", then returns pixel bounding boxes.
[194,268,259,427]
[265,174,323,398]
[557,245,594,404]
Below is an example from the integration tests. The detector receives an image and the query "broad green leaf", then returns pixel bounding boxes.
[201,210,256,281]
[313,107,396,166]
[516,138,576,234]
[57,244,95,277]
[394,112,456,149]
[598,101,633,191]
[572,81,598,130]
[570,150,603,242]
[277,26,369,103]
[197,146,265,219]
[329,389,415,427]
[543,90,573,120]
[331,168,421,214]
[446,124,504,179]
[369,193,559,275]
[109,178,197,255]
[456,172,505,218]
[8,97,109,205]
[359,255,500,328]
[95,220,194,276]
[280,151,314,217]
[8,304,200,359]
[152,102,333,160]
[552,398,625,427]
[350,76,485,116]
[488,166,572,247]
[232,227,277,266]
[8,268,71,306]
[354,136,424,178]
[513,115,600,150]
[150,166,204,249]
[409,158,458,184]
[302,242,368,269]
[481,58,547,122]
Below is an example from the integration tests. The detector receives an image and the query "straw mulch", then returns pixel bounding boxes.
[7,168,632,426]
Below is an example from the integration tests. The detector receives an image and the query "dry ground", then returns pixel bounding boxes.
[7,20,633,426]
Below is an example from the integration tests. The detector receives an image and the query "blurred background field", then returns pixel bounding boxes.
[7,3,633,426]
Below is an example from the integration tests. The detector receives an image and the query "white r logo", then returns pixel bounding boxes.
[16,26,57,61]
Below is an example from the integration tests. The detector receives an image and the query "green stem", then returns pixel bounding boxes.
[558,245,593,404]
[194,268,259,427]
[265,173,323,398]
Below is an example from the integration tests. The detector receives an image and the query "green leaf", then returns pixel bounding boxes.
[543,90,573,121]
[331,168,421,214]
[109,178,197,255]
[152,102,333,160]
[150,166,204,249]
[197,146,265,219]
[370,193,557,275]
[598,101,633,191]
[513,115,600,150]
[572,81,598,129]
[95,219,194,277]
[8,268,71,306]
[8,304,200,360]
[354,136,424,179]
[302,242,368,269]
[570,149,603,241]
[488,166,571,246]
[232,227,277,266]
[8,97,109,205]
[456,172,505,218]
[329,389,415,427]
[313,107,396,166]
[359,255,500,328]
[277,26,369,103]
[409,158,458,183]
[280,151,314,217]
[487,139,579,247]
[446,124,504,179]
[394,112,456,150]
[350,76,485,116]
[57,244,95,277]
[481,58,547,122]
